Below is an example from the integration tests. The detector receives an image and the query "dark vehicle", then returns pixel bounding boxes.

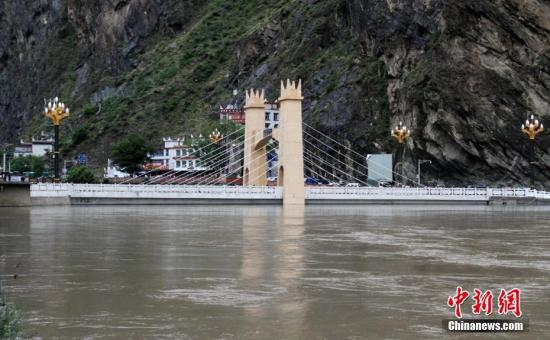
[305,177,329,185]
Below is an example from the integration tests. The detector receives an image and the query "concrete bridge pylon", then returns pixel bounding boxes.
[243,88,268,186]
[243,80,305,205]
[277,79,305,205]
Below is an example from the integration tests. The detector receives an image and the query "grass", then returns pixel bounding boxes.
[0,282,22,339]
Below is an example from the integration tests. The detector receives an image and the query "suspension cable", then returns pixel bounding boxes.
[303,123,422,186]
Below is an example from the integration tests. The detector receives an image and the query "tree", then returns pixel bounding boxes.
[110,133,154,176]
[10,155,45,177]
[67,165,96,183]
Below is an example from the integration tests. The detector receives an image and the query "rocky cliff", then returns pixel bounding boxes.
[0,0,548,187]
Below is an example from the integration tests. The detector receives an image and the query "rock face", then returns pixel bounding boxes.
[0,0,548,187]
[0,0,203,139]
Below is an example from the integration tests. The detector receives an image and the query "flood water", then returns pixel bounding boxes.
[1,205,549,339]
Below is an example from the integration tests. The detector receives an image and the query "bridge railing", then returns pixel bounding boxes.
[31,183,283,198]
[305,187,550,200]
[30,184,550,201]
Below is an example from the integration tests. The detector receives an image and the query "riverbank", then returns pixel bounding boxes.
[0,182,31,207]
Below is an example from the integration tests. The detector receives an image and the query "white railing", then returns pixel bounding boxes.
[305,187,550,201]
[30,184,550,202]
[31,183,282,200]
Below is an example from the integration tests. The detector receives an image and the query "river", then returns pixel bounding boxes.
[1,205,549,338]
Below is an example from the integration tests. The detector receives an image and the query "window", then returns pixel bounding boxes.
[176,161,181,168]
[265,112,270,121]
[176,149,181,156]
[274,113,279,121]
[265,123,270,128]
[274,123,279,128]
[165,149,169,156]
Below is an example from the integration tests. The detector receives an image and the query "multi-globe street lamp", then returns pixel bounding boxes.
[391,121,410,186]
[521,114,544,189]
[44,97,70,182]
[209,128,223,144]
[391,121,410,144]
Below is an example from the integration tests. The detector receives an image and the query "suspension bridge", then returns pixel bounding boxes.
[29,79,550,206]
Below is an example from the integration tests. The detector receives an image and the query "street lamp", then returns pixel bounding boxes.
[521,114,544,189]
[417,159,431,186]
[391,121,410,144]
[209,128,223,144]
[391,121,410,185]
[44,97,70,182]
[1,143,12,181]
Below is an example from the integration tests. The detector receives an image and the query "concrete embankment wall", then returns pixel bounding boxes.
[306,199,490,205]
[69,197,282,205]
[0,183,31,207]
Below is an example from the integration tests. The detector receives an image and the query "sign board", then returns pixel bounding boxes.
[76,153,88,165]
[366,154,393,182]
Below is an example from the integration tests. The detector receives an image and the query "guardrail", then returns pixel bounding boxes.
[305,187,550,201]
[31,183,283,199]
[30,184,550,202]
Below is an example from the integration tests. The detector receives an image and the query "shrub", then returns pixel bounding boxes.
[67,165,96,183]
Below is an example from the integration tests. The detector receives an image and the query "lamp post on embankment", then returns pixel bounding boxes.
[391,121,410,186]
[44,97,70,183]
[1,143,12,181]
[521,114,544,189]
[417,159,432,186]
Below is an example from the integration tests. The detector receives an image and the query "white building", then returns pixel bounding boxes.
[264,102,279,129]
[14,137,54,158]
[104,159,129,178]
[149,137,209,172]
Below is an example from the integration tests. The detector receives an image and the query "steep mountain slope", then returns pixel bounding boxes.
[0,0,548,186]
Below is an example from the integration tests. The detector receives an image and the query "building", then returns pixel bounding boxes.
[264,101,279,129]
[219,101,280,128]
[14,137,54,158]
[104,159,129,178]
[219,104,245,125]
[149,137,209,172]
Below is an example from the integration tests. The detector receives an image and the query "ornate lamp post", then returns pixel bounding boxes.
[44,97,70,182]
[209,128,223,144]
[391,121,410,186]
[521,114,544,189]
[391,121,410,144]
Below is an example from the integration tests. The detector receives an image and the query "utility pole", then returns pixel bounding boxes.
[521,115,543,189]
[417,160,432,186]
[391,121,411,186]
[1,143,11,181]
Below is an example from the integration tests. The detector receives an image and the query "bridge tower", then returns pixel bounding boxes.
[277,79,305,205]
[243,88,267,186]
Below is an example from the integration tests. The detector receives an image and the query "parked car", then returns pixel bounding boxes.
[304,177,318,185]
[378,180,394,187]
[345,183,360,187]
